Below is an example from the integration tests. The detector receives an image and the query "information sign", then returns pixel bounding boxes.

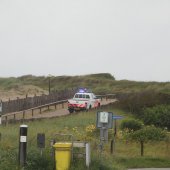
[96,111,113,129]
[37,133,45,148]
[100,112,108,123]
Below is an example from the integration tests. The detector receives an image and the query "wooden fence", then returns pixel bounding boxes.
[1,89,76,114]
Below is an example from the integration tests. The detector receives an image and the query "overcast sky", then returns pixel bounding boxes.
[0,0,170,82]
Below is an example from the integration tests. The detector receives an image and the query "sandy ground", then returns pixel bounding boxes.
[0,85,47,101]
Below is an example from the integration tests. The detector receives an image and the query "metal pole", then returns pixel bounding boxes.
[100,127,108,143]
[49,77,51,94]
[19,125,28,167]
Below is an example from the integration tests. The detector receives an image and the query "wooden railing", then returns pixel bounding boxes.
[1,94,116,125]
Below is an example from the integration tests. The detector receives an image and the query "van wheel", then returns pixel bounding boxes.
[69,109,74,113]
[98,103,100,108]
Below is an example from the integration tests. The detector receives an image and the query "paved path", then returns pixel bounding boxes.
[2,98,117,121]
[33,98,117,119]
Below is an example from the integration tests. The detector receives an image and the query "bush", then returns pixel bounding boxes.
[120,118,143,132]
[128,126,167,156]
[130,126,166,142]
[142,105,170,130]
[116,91,170,116]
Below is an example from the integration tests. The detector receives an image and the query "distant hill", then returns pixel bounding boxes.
[0,73,170,100]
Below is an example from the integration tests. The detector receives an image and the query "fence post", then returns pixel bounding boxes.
[8,98,10,113]
[17,97,19,111]
[19,125,28,167]
[5,116,8,126]
[32,109,34,118]
[23,111,25,120]
[14,114,16,122]
[0,114,1,125]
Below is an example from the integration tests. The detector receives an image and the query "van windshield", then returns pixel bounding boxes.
[74,93,90,99]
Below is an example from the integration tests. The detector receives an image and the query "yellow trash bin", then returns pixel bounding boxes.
[53,142,72,170]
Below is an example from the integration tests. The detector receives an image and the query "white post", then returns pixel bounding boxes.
[86,143,91,168]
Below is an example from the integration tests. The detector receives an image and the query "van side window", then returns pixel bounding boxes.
[86,95,90,99]
[75,94,78,98]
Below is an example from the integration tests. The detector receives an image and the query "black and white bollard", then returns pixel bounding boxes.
[19,125,28,167]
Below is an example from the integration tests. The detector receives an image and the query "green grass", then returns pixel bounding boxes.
[115,156,170,168]
[0,107,170,169]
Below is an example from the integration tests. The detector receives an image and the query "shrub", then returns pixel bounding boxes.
[142,105,170,130]
[120,118,143,132]
[129,126,166,156]
[116,91,170,116]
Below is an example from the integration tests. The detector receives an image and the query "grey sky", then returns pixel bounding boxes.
[0,0,170,82]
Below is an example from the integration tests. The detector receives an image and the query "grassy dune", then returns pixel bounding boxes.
[0,73,170,98]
